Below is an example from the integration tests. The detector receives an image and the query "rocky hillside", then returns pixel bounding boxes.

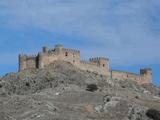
[0,61,160,120]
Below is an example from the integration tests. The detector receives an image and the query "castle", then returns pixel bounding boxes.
[19,44,152,84]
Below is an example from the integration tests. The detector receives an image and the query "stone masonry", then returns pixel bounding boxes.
[19,44,152,84]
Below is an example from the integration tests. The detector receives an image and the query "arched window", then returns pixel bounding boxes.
[103,64,105,67]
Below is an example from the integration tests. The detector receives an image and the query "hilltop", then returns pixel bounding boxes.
[0,61,160,120]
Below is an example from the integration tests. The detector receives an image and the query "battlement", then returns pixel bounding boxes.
[19,54,37,60]
[62,48,80,53]
[140,68,152,75]
[111,70,139,76]
[19,54,37,57]
[19,54,27,57]
[80,60,98,66]
[89,57,109,62]
[27,55,37,58]
[18,44,152,84]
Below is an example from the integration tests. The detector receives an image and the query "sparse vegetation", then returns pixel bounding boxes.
[86,84,98,92]
[0,61,159,120]
[146,109,160,120]
[25,82,30,87]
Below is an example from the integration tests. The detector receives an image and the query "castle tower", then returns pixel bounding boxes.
[89,57,109,73]
[54,44,63,54]
[42,46,49,53]
[38,52,44,69]
[19,54,27,71]
[98,57,109,71]
[140,68,152,83]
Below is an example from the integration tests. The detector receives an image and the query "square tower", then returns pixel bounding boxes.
[140,68,152,83]
[89,57,109,73]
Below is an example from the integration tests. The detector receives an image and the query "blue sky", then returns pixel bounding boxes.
[0,0,160,86]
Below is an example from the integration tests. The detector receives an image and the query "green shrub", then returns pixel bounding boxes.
[86,84,98,92]
[25,82,30,87]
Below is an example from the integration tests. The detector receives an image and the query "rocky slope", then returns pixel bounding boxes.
[0,61,160,120]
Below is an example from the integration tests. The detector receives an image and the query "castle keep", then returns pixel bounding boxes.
[19,44,152,84]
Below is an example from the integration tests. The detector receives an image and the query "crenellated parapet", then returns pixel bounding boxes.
[62,48,80,53]
[19,54,37,59]
[80,60,98,66]
[89,57,108,62]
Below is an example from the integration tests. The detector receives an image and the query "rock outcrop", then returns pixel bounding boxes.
[0,61,159,120]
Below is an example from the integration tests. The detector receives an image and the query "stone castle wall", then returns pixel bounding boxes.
[111,70,140,81]
[111,69,152,84]
[18,44,152,84]
[19,55,38,71]
[78,58,110,76]
[19,45,110,76]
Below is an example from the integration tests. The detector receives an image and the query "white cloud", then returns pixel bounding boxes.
[0,0,160,65]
